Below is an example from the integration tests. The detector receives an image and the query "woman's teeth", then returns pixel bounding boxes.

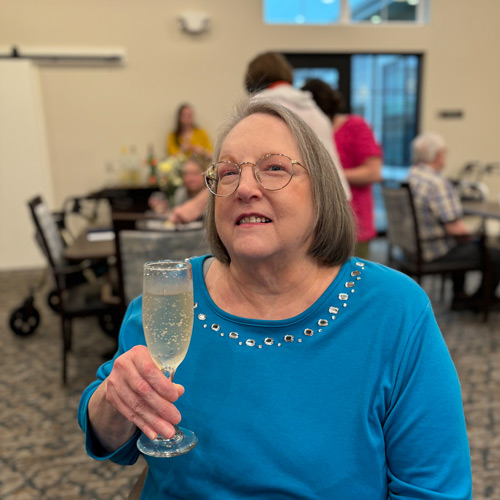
[238,216,271,224]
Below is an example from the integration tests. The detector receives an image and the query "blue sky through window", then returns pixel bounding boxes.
[264,0,341,24]
[264,0,420,24]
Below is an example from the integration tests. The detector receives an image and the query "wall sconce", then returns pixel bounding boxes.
[178,11,210,35]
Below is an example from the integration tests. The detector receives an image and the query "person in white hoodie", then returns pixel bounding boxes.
[169,52,351,223]
[244,51,351,200]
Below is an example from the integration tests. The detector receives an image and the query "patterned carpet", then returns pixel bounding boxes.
[0,256,499,499]
[0,269,145,500]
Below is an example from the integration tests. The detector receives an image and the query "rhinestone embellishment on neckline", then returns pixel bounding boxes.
[196,261,365,348]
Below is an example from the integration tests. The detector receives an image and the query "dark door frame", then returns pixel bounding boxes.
[284,53,352,111]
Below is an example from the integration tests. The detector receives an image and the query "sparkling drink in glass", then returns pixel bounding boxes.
[136,260,197,457]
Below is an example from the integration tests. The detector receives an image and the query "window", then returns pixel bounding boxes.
[264,0,428,25]
[264,0,341,24]
[351,54,420,168]
[350,0,419,23]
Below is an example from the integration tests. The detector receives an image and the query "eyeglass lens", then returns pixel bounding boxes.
[206,154,294,196]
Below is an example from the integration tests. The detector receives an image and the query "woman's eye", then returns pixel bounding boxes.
[219,165,238,178]
[264,163,285,172]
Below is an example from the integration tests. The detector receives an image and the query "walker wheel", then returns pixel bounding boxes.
[9,299,41,336]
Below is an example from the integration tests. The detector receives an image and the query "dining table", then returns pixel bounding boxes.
[462,199,500,251]
[462,200,500,220]
[63,211,205,263]
[63,212,161,262]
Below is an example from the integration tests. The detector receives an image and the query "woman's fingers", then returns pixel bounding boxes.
[173,383,185,398]
[130,346,181,402]
[105,345,184,437]
[108,381,178,439]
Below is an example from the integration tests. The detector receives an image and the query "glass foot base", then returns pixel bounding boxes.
[137,426,198,457]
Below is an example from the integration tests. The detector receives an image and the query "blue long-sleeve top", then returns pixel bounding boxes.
[78,256,472,499]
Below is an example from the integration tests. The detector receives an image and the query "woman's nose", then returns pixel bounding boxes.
[236,164,261,197]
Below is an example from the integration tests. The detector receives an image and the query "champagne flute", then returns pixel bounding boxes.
[136,260,198,457]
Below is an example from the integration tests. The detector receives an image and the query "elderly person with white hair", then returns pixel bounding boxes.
[408,132,500,309]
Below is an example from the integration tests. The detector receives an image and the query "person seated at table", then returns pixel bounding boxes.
[167,103,213,159]
[149,156,209,218]
[172,156,208,206]
[79,98,471,499]
[408,132,500,309]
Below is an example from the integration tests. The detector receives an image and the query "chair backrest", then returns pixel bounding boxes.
[381,182,421,261]
[118,228,210,303]
[28,196,66,269]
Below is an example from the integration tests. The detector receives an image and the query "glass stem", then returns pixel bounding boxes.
[163,367,176,382]
[156,367,181,444]
[156,425,183,445]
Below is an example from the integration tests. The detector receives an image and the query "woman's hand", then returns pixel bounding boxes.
[88,345,184,452]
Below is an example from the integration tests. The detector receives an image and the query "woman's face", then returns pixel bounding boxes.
[182,160,205,193]
[214,113,315,264]
[179,106,194,128]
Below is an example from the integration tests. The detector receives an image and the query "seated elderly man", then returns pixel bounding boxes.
[408,132,500,310]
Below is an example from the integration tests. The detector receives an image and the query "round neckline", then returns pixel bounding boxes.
[195,256,356,329]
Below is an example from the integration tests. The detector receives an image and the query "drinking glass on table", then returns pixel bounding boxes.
[136,260,198,457]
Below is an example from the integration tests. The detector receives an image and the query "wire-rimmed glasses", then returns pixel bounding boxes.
[204,153,305,197]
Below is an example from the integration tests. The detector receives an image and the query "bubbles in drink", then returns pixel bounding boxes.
[143,290,194,372]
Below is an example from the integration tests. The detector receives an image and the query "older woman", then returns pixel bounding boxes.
[149,156,209,216]
[172,156,207,207]
[79,99,472,499]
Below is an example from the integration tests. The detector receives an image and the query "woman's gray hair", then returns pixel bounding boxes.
[411,132,447,164]
[205,97,356,266]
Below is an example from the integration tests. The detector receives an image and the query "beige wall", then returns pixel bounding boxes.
[1,0,500,207]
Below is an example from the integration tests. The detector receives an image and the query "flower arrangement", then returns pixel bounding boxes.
[157,154,186,203]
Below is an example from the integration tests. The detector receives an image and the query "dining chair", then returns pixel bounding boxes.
[111,223,209,500]
[381,182,491,318]
[116,226,211,305]
[27,195,121,384]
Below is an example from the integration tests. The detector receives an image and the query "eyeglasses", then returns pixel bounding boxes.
[204,153,305,197]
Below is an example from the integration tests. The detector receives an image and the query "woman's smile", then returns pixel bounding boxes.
[236,214,272,225]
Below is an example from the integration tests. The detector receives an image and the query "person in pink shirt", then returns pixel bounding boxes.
[302,79,383,258]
